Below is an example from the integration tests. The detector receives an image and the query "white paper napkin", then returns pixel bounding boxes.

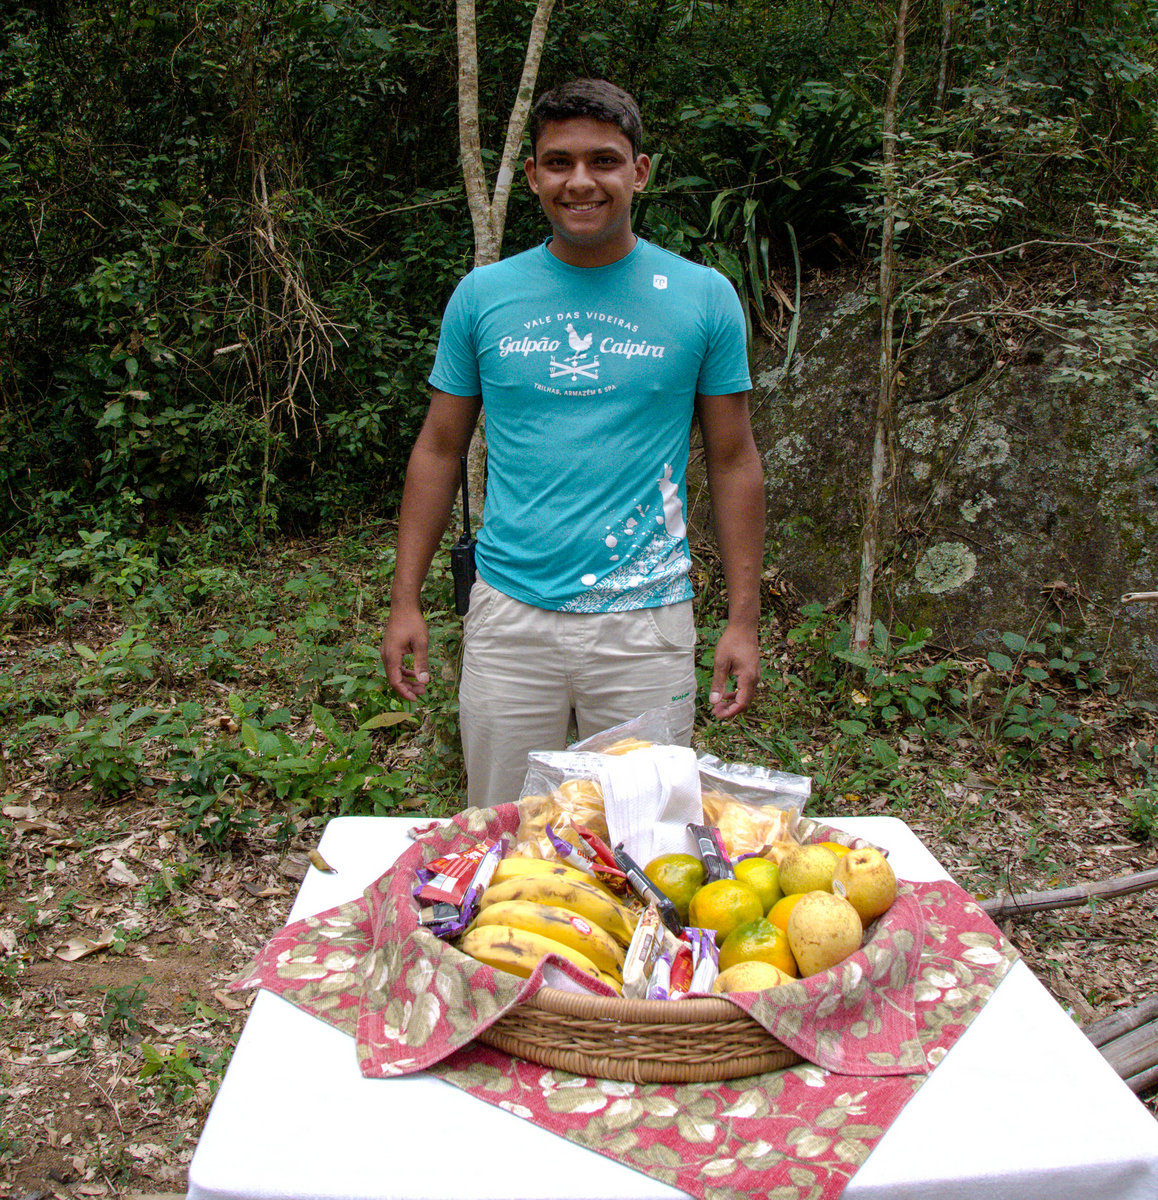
[597,744,703,866]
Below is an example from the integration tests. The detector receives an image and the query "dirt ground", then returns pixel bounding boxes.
[0,783,303,1200]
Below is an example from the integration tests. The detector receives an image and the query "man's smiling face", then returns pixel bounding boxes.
[525,117,651,268]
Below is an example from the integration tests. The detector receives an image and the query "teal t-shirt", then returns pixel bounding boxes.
[429,237,751,612]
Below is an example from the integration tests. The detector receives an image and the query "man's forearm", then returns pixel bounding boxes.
[389,392,482,614]
[706,448,765,629]
[390,442,465,613]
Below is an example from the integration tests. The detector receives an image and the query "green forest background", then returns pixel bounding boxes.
[3,0,1156,552]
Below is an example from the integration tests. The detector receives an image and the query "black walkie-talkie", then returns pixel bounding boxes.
[450,456,477,616]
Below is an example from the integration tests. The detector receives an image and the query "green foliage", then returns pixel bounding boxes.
[1122,785,1158,840]
[1037,203,1158,406]
[138,1039,230,1105]
[29,704,172,796]
[786,603,964,738]
[96,976,151,1040]
[1,0,1152,542]
[236,702,412,825]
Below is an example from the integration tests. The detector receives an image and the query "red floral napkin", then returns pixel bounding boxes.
[232,806,1018,1200]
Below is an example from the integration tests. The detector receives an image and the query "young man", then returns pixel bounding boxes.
[380,79,765,807]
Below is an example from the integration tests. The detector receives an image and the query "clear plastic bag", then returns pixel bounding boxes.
[697,754,810,859]
[515,752,608,859]
[567,703,681,755]
[697,752,810,810]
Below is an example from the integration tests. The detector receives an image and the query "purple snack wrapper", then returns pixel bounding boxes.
[428,836,506,939]
[685,926,720,993]
[546,824,596,874]
[646,949,672,1001]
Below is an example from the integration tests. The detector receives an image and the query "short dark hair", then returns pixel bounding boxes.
[529,79,643,158]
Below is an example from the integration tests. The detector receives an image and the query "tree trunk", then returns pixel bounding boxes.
[851,0,910,651]
[456,0,556,515]
[935,0,953,110]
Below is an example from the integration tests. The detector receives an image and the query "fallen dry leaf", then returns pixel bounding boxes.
[242,882,288,898]
[15,816,65,836]
[55,931,116,962]
[308,849,336,874]
[213,988,247,1011]
[107,858,140,887]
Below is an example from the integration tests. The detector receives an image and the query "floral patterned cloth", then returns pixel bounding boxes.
[233,807,1018,1200]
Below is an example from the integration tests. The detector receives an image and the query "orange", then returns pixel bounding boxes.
[718,918,798,976]
[733,857,783,915]
[768,892,808,934]
[644,853,705,924]
[819,841,852,859]
[687,879,764,945]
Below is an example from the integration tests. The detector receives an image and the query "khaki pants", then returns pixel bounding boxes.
[459,579,697,808]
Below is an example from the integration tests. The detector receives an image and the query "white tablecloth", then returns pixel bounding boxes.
[187,815,1158,1200]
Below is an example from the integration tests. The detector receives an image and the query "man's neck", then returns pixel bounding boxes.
[546,231,638,268]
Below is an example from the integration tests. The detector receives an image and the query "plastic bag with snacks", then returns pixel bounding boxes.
[696,754,810,860]
[567,703,681,755]
[697,752,810,810]
[515,752,608,859]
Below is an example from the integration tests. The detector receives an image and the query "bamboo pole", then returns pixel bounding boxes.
[978,867,1158,918]
[1084,994,1158,1048]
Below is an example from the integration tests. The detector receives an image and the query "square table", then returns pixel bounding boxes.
[187,815,1158,1200]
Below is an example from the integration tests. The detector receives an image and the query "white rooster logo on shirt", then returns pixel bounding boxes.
[552,324,599,382]
[565,323,593,353]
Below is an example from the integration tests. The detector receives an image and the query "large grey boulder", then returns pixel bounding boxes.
[740,286,1158,693]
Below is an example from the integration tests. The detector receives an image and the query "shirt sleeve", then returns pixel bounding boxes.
[428,271,482,397]
[695,270,752,395]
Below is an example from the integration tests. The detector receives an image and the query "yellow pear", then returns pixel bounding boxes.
[832,848,897,924]
[778,844,838,895]
[786,891,863,976]
[713,961,795,993]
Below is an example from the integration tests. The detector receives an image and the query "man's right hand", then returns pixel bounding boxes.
[380,607,431,701]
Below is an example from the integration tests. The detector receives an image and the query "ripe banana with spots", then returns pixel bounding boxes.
[459,924,600,981]
[473,899,625,977]
[479,874,638,947]
[490,855,597,888]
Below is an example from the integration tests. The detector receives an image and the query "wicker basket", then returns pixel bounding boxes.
[477,986,802,1084]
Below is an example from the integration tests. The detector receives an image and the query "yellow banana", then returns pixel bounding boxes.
[490,855,595,887]
[479,874,638,947]
[460,924,600,980]
[598,970,624,994]
[473,899,625,977]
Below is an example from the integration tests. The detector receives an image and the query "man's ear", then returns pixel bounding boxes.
[633,153,652,192]
[524,156,539,194]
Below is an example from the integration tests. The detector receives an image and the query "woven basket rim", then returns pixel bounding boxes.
[529,985,748,1024]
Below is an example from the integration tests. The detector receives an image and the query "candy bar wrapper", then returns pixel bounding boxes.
[427,837,505,939]
[418,902,459,927]
[417,839,496,906]
[711,828,736,878]
[573,825,619,869]
[622,905,664,1000]
[613,842,684,936]
[573,825,631,894]
[646,949,672,1001]
[687,822,735,883]
[546,824,597,875]
[668,944,694,998]
[685,926,720,994]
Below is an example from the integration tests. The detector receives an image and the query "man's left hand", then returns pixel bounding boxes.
[708,622,761,719]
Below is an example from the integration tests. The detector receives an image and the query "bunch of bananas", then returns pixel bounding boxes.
[459,856,638,993]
